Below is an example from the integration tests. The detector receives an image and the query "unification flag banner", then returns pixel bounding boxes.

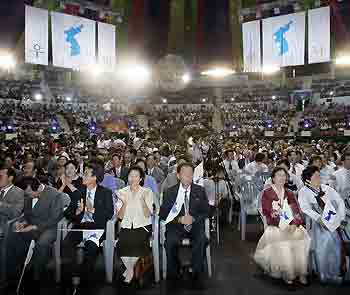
[278,198,293,230]
[51,12,96,69]
[308,6,330,64]
[263,12,305,67]
[322,200,339,232]
[242,20,261,72]
[25,5,49,65]
[98,22,116,71]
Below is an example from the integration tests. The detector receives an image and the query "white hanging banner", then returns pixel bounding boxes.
[308,6,330,64]
[263,12,305,67]
[25,5,49,65]
[242,20,261,72]
[51,12,96,69]
[98,22,116,72]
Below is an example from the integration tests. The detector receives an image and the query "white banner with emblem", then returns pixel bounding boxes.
[98,22,116,72]
[242,20,261,72]
[25,5,49,65]
[51,12,96,69]
[308,6,330,64]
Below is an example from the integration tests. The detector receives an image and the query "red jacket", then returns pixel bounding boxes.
[262,186,304,227]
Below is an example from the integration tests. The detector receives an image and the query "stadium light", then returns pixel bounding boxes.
[201,67,235,78]
[262,65,280,74]
[89,64,102,77]
[0,54,16,70]
[66,96,72,102]
[182,73,191,84]
[34,93,43,101]
[335,56,350,66]
[201,98,207,103]
[161,98,167,104]
[272,95,276,100]
[117,64,151,84]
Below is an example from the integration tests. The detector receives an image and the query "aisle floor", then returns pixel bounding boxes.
[6,220,350,295]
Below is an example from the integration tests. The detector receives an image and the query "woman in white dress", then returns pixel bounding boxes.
[254,167,311,285]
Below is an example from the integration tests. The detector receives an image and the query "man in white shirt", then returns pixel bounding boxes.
[309,155,335,186]
[287,150,305,178]
[334,153,350,199]
[244,153,268,175]
[223,149,240,180]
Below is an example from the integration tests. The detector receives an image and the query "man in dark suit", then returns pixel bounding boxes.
[146,154,165,186]
[238,149,251,170]
[62,161,114,285]
[5,177,65,283]
[0,163,25,234]
[159,163,210,289]
[106,153,128,184]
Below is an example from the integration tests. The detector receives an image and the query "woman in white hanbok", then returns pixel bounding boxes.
[254,167,311,285]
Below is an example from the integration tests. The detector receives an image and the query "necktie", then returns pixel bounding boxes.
[229,161,232,170]
[86,192,94,222]
[0,190,4,200]
[292,164,296,175]
[184,190,192,232]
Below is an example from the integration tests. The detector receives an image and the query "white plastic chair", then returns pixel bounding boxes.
[160,218,212,280]
[238,181,260,240]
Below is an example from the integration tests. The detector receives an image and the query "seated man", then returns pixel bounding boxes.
[5,177,64,287]
[0,163,25,235]
[62,162,114,287]
[159,162,210,289]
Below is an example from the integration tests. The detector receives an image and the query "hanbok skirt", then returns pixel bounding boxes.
[254,225,311,281]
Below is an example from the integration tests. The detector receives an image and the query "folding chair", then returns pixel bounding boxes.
[238,181,260,240]
[160,218,212,280]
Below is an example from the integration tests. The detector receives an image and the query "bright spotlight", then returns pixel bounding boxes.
[162,98,167,104]
[201,98,207,103]
[272,95,276,100]
[34,93,43,101]
[329,91,334,96]
[182,73,191,84]
[0,54,16,70]
[201,67,235,78]
[335,56,350,65]
[262,65,280,74]
[66,96,72,102]
[231,97,235,102]
[118,64,151,84]
[89,64,102,77]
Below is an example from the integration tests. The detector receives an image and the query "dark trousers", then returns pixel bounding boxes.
[165,221,207,278]
[6,229,56,280]
[62,231,100,281]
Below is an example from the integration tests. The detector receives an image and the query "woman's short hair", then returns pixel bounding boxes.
[135,158,147,170]
[64,160,78,169]
[276,158,290,170]
[301,165,320,183]
[271,166,288,183]
[128,166,145,186]
[309,155,322,165]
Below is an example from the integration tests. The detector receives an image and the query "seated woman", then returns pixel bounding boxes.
[298,165,345,284]
[117,166,154,284]
[254,167,310,286]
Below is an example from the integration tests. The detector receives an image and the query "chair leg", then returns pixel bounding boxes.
[103,240,114,283]
[241,213,246,241]
[237,213,241,231]
[152,239,160,283]
[162,242,167,280]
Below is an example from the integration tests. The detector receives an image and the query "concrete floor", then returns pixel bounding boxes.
[6,219,350,295]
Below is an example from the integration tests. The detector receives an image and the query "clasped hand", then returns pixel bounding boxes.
[15,221,37,232]
[76,198,95,215]
[179,214,194,225]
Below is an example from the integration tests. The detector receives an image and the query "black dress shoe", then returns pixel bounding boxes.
[191,274,205,290]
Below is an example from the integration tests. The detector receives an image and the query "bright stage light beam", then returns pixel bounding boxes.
[201,67,235,78]
[118,64,151,84]
[34,93,42,101]
[0,54,16,70]
[335,56,350,66]
[182,73,191,84]
[262,66,280,74]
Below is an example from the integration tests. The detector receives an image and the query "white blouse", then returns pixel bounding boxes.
[298,184,345,224]
[118,186,154,229]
